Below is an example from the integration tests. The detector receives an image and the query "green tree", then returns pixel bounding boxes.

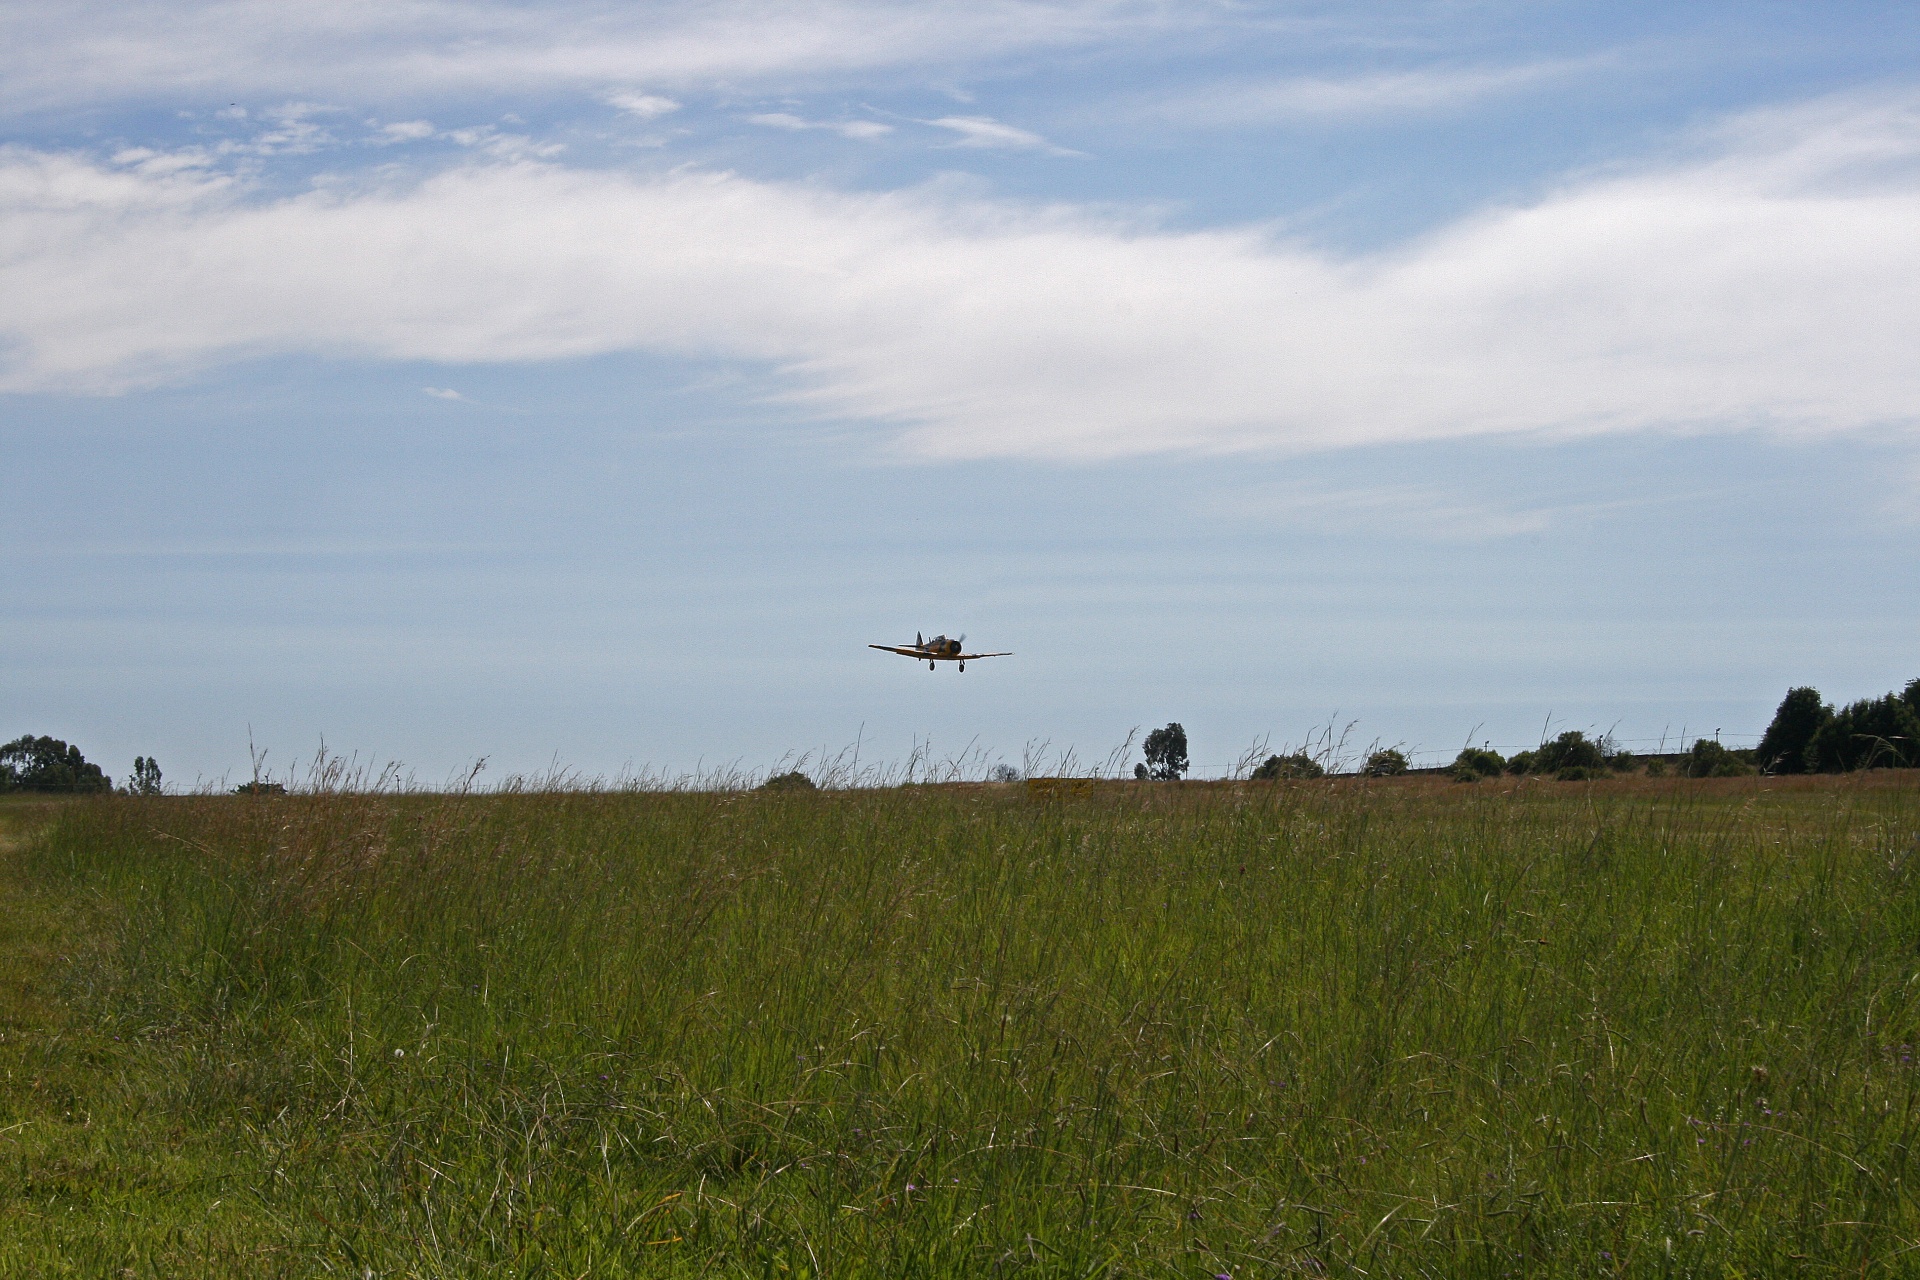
[1756,686,1830,774]
[1450,747,1505,781]
[1251,751,1323,781]
[0,736,111,793]
[1141,723,1189,781]
[1806,695,1920,772]
[1685,738,1755,778]
[1362,747,1409,777]
[126,756,163,796]
[1534,731,1607,780]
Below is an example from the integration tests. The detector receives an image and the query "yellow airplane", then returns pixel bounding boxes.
[869,632,1012,672]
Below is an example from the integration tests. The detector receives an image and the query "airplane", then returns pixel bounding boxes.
[869,632,1012,672]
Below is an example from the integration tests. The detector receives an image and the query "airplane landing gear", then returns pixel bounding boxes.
[959,662,965,672]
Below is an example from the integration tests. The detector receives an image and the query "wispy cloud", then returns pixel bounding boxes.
[423,386,467,401]
[1144,58,1599,127]
[925,115,1077,153]
[5,93,1918,461]
[602,90,680,119]
[377,120,437,142]
[0,1,1180,113]
[746,112,892,140]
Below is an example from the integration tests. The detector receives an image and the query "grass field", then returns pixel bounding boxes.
[3,775,1919,1277]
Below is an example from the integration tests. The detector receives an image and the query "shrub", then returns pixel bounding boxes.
[1141,723,1189,781]
[990,764,1022,784]
[1685,739,1755,778]
[1534,731,1607,780]
[1756,687,1830,774]
[1506,750,1537,776]
[1362,748,1409,777]
[233,780,289,796]
[1252,752,1324,781]
[0,736,111,793]
[1450,747,1505,781]
[759,770,817,792]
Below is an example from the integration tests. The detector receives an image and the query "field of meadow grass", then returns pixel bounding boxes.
[3,774,1920,1277]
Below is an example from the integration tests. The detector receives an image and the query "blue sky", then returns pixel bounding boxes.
[4,1,1918,785]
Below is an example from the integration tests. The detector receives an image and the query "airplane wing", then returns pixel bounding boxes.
[869,644,926,657]
[956,651,1013,660]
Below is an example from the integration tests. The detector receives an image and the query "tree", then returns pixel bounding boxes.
[0,736,111,793]
[1252,751,1323,781]
[126,756,163,796]
[1533,731,1607,780]
[1450,747,1505,781]
[1806,695,1920,772]
[1141,723,1189,781]
[1685,738,1755,778]
[1362,748,1409,777]
[758,770,816,792]
[1756,687,1830,774]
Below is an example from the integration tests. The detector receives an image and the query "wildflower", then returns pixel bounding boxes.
[393,1048,404,1058]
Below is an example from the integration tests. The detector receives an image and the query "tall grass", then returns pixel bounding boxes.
[10,777,1920,1275]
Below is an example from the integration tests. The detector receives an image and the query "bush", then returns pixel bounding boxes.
[1757,686,1830,774]
[1362,748,1409,777]
[759,771,817,792]
[1251,752,1324,781]
[0,736,111,793]
[1685,739,1755,778]
[1450,747,1505,782]
[1506,750,1537,776]
[1534,731,1607,780]
[233,780,289,796]
[1141,723,1189,781]
[990,764,1022,784]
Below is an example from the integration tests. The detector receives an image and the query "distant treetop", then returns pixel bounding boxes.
[0,736,111,793]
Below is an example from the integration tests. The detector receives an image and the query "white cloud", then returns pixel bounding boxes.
[926,115,1074,153]
[423,386,466,400]
[603,90,680,119]
[3,94,1919,461]
[747,112,892,140]
[379,119,437,141]
[1146,59,1595,127]
[0,1,1175,113]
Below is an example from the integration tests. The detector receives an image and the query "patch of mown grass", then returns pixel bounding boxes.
[4,777,1920,1276]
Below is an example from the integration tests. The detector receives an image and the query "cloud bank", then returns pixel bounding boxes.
[3,95,1918,460]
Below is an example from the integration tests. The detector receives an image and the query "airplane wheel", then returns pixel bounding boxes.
[959,663,965,672]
